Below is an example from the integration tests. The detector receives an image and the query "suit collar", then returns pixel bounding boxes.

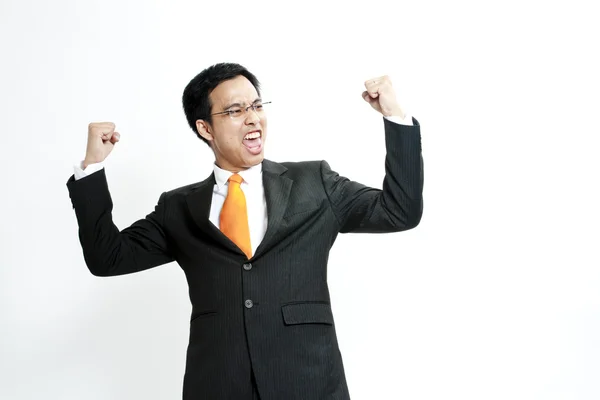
[185,173,243,255]
[254,159,292,258]
[185,159,292,259]
[262,159,287,176]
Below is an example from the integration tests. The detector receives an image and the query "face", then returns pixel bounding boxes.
[196,75,267,172]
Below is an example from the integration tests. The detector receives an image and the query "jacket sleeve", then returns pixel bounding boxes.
[320,117,424,233]
[66,168,174,276]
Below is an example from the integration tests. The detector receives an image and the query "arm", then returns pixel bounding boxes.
[67,122,174,276]
[67,169,174,276]
[320,75,423,233]
[321,117,423,233]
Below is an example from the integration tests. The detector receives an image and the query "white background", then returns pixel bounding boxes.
[1,0,599,399]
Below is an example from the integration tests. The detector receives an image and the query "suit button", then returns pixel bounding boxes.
[243,263,252,271]
[244,299,254,309]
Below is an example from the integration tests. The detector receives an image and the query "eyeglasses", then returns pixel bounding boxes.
[211,101,272,120]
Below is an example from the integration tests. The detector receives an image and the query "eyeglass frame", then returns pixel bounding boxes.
[209,101,272,119]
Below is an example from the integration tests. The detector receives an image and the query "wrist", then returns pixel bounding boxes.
[383,107,405,119]
[82,158,99,169]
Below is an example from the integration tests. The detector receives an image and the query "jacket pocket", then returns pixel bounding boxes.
[281,302,334,326]
[190,309,217,323]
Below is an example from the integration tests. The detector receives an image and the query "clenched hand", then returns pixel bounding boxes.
[84,122,120,168]
[362,76,405,119]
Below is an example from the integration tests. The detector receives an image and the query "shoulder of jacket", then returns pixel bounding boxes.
[279,160,323,171]
[161,175,213,199]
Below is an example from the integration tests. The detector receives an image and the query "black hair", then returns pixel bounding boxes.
[182,62,261,145]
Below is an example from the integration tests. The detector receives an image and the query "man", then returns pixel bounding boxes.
[67,62,423,399]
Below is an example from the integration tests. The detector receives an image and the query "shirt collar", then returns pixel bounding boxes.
[213,162,263,190]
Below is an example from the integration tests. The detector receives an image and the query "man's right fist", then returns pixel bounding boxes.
[84,122,121,169]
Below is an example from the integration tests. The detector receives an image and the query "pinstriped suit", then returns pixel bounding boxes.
[67,118,423,399]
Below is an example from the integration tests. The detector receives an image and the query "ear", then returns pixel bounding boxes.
[196,119,214,143]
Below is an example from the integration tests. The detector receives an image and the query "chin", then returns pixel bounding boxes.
[247,154,264,165]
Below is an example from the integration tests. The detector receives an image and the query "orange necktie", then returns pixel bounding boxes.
[220,174,252,259]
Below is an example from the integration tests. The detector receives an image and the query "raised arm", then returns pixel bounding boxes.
[67,122,174,276]
[320,76,424,233]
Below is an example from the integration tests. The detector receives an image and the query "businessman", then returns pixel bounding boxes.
[67,63,424,399]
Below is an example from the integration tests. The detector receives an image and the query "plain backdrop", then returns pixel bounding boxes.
[1,0,599,399]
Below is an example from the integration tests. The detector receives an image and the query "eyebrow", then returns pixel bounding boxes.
[223,98,262,110]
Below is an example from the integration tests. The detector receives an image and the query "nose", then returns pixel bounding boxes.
[245,107,260,125]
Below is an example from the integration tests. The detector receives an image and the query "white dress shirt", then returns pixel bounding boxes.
[73,114,414,256]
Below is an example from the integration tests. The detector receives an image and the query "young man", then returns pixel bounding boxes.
[67,63,423,400]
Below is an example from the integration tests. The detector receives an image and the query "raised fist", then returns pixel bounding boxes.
[84,122,120,168]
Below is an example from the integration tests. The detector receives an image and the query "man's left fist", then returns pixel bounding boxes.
[362,76,405,118]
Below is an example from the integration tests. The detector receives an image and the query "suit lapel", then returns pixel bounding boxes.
[254,159,292,258]
[185,173,243,256]
[185,160,292,259]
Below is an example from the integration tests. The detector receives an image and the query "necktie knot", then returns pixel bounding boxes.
[228,173,243,185]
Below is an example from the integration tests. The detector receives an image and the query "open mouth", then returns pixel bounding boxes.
[243,130,263,155]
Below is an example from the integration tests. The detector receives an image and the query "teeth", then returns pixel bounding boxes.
[244,131,261,140]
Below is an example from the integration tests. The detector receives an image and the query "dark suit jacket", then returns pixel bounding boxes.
[67,118,423,399]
